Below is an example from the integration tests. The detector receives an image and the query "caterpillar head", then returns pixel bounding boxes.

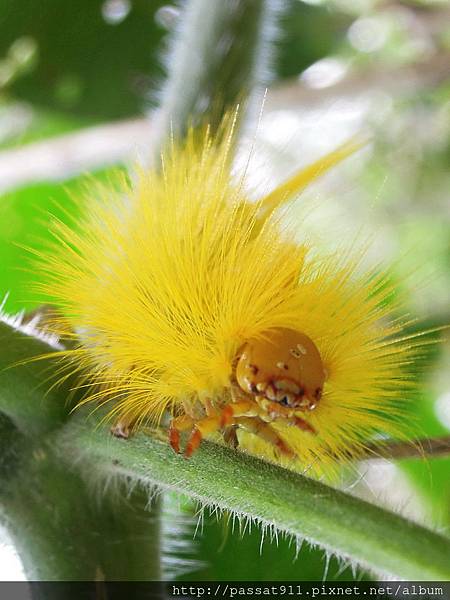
[235,328,326,410]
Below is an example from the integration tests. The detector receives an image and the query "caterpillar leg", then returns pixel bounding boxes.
[184,415,223,457]
[219,399,259,427]
[291,415,316,434]
[184,400,255,456]
[235,416,295,457]
[170,397,306,458]
[169,414,195,454]
[171,398,258,457]
[255,396,316,434]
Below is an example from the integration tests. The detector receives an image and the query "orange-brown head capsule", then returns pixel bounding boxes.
[235,328,326,410]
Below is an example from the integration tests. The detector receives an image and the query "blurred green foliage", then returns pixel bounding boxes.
[0,0,350,120]
[1,179,78,312]
[0,0,167,119]
[0,168,126,313]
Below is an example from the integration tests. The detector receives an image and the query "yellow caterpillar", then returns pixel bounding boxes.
[34,120,422,476]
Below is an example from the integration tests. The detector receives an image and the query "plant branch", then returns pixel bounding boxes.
[2,438,162,582]
[2,322,450,581]
[360,435,450,461]
[0,322,70,436]
[150,0,282,156]
[0,118,151,193]
[0,322,163,584]
[57,415,450,581]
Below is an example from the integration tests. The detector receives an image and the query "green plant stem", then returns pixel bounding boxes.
[4,320,450,582]
[0,322,69,436]
[2,446,106,581]
[1,436,162,583]
[0,323,163,584]
[58,416,450,581]
[152,0,280,153]
[0,413,25,481]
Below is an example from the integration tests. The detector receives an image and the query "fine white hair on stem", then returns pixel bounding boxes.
[150,0,286,162]
[0,295,63,350]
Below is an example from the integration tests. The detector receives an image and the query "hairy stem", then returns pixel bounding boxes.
[151,0,281,155]
[0,323,163,584]
[2,439,162,582]
[58,416,450,581]
[0,322,69,436]
[2,324,450,581]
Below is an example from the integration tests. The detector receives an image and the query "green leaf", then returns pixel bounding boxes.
[0,168,123,313]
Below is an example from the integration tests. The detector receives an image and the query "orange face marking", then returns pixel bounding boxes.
[235,328,326,411]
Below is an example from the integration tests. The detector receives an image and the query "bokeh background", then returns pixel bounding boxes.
[0,0,449,581]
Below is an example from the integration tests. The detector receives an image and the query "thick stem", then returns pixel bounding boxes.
[2,439,162,583]
[151,0,281,156]
[0,322,162,585]
[0,322,69,436]
[58,416,450,581]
